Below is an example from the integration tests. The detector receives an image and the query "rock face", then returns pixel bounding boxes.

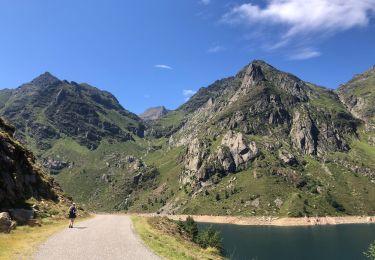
[180,131,260,184]
[220,131,259,168]
[0,72,144,150]
[290,108,318,155]
[0,117,62,210]
[140,106,170,121]
[42,158,73,173]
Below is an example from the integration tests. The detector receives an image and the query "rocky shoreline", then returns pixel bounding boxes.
[139,214,375,227]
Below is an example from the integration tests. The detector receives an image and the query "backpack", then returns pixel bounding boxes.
[69,207,76,217]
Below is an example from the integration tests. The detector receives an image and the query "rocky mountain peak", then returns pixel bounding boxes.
[140,106,170,121]
[30,72,60,88]
[248,63,266,82]
[0,73,144,150]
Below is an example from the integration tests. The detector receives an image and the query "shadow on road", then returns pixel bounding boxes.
[73,227,88,229]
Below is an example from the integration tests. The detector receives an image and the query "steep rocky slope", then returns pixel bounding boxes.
[0,117,70,228]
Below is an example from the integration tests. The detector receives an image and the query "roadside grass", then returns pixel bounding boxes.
[0,219,67,260]
[131,216,223,260]
[0,216,91,260]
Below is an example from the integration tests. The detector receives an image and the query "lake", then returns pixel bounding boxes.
[198,222,375,260]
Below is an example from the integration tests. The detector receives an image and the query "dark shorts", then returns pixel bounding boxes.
[69,214,76,219]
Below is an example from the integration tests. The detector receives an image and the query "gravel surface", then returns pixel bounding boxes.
[33,215,161,260]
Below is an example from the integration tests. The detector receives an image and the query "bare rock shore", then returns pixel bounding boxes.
[138,214,375,226]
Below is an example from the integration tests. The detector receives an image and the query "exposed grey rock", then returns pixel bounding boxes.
[290,108,318,155]
[42,158,73,173]
[220,131,260,169]
[278,149,298,166]
[180,131,260,185]
[251,198,260,208]
[0,212,16,233]
[274,198,283,208]
[101,174,111,183]
[180,138,210,184]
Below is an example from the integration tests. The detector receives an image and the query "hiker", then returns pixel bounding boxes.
[68,203,77,228]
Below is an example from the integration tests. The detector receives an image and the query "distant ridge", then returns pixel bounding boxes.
[139,106,170,121]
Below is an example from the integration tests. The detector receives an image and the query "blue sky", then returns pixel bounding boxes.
[0,0,374,114]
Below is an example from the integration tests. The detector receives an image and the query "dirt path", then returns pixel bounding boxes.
[33,215,160,260]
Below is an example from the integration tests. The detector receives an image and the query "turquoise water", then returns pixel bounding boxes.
[198,223,375,260]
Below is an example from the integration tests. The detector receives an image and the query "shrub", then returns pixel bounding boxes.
[197,225,223,252]
[184,216,199,241]
[225,190,229,199]
[177,217,223,253]
[364,241,375,259]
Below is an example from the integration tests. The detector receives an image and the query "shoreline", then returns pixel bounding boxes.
[135,214,375,227]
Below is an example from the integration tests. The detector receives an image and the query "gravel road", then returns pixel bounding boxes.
[33,215,161,260]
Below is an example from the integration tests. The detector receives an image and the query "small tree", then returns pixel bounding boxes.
[185,216,199,242]
[197,225,223,252]
[364,241,375,259]
[215,193,221,201]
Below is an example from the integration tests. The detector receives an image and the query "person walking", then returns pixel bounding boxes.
[68,203,77,228]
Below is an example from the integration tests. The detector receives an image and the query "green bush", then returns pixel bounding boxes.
[177,216,223,253]
[185,216,199,241]
[364,241,375,259]
[177,216,199,242]
[197,225,223,252]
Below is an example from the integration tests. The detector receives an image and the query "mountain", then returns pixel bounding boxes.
[0,73,159,211]
[1,62,375,217]
[0,72,144,151]
[139,106,170,121]
[139,60,375,217]
[0,117,70,223]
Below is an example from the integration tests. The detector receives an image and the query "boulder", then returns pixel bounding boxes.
[0,212,16,233]
[251,198,260,208]
[278,149,298,166]
[9,209,35,224]
[274,198,283,208]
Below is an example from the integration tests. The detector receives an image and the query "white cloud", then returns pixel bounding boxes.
[183,89,197,96]
[223,0,375,38]
[200,0,211,5]
[288,48,321,60]
[207,45,225,53]
[154,64,173,70]
[183,89,196,101]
